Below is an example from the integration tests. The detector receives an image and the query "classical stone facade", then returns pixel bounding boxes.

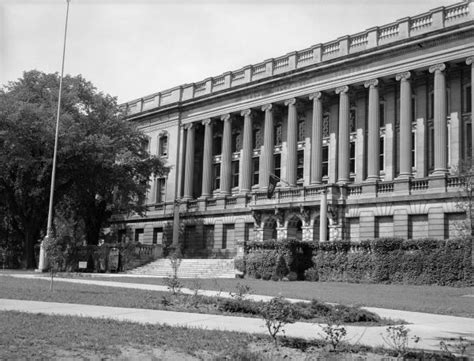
[116,1,473,257]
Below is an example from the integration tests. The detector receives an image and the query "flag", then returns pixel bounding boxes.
[267,174,279,199]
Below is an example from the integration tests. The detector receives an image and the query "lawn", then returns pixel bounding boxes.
[57,273,474,317]
[0,275,387,325]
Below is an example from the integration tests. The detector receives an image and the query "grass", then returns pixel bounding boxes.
[0,311,270,360]
[57,273,474,317]
[0,275,386,325]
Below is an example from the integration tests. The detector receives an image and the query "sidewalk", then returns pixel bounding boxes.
[1,273,473,354]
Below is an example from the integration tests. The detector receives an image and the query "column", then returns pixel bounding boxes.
[183,123,195,200]
[365,79,380,181]
[319,190,327,242]
[201,119,213,198]
[261,104,274,189]
[285,98,297,186]
[336,85,350,184]
[397,71,412,178]
[240,109,253,193]
[220,114,232,195]
[467,57,474,162]
[310,92,323,184]
[429,63,448,175]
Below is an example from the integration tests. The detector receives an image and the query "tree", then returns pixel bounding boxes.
[0,70,168,268]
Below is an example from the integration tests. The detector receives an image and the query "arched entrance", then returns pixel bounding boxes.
[262,217,278,240]
[287,216,302,241]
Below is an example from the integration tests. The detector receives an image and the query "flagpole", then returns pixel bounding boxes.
[37,0,71,272]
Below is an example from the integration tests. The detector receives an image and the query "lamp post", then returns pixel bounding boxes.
[37,0,71,272]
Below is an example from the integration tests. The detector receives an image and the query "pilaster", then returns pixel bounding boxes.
[336,85,350,184]
[397,71,413,178]
[310,92,323,184]
[365,78,380,181]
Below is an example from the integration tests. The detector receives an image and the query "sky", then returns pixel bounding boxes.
[0,0,461,104]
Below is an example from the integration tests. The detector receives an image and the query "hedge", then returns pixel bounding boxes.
[239,238,472,286]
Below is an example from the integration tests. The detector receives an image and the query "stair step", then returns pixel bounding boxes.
[127,259,236,278]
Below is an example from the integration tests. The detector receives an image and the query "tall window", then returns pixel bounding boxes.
[297,118,305,142]
[297,150,304,181]
[252,127,263,149]
[464,84,472,113]
[231,160,239,188]
[380,137,385,171]
[158,134,168,157]
[274,154,281,179]
[213,163,221,191]
[252,157,259,186]
[232,129,242,152]
[213,134,222,156]
[411,131,416,169]
[274,123,282,146]
[152,228,163,245]
[349,108,356,132]
[134,228,144,243]
[428,125,434,170]
[155,178,166,203]
[244,223,254,242]
[322,145,329,178]
[379,102,385,127]
[349,141,356,174]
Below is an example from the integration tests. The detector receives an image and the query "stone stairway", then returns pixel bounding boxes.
[127,258,236,278]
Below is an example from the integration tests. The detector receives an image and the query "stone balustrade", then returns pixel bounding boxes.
[122,1,473,116]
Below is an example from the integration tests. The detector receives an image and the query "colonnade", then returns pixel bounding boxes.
[180,60,472,200]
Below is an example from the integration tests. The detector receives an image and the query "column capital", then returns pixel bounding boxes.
[335,85,349,95]
[364,78,379,88]
[261,103,273,112]
[184,123,194,130]
[202,118,212,126]
[395,71,411,81]
[284,98,297,106]
[309,91,322,100]
[429,63,446,73]
[466,56,473,66]
[240,109,252,117]
[221,113,231,122]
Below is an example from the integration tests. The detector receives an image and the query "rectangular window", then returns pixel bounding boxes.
[428,126,434,171]
[297,119,305,142]
[232,131,241,153]
[297,150,304,181]
[134,228,144,243]
[155,178,166,203]
[152,227,163,245]
[379,137,385,171]
[465,85,472,113]
[411,96,416,123]
[411,131,416,169]
[349,108,356,132]
[466,122,472,161]
[274,154,281,179]
[408,215,428,239]
[375,216,393,238]
[223,224,235,249]
[253,127,263,149]
[379,103,385,127]
[244,223,254,242]
[213,163,221,191]
[322,145,329,177]
[349,141,356,173]
[159,135,168,157]
[213,134,222,156]
[274,124,282,146]
[231,160,239,188]
[252,157,259,186]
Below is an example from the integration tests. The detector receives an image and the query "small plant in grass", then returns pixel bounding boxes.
[43,236,65,291]
[439,336,471,357]
[318,314,347,352]
[381,325,419,359]
[165,252,183,295]
[259,296,295,347]
[230,282,253,300]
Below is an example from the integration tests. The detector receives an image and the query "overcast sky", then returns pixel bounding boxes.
[0,0,460,103]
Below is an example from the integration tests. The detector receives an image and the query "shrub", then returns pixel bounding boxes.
[272,254,289,280]
[259,296,295,346]
[218,298,261,315]
[304,267,319,281]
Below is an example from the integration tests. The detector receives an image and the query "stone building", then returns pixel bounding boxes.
[116,1,473,257]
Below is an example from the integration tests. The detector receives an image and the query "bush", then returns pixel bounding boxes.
[304,267,319,281]
[218,298,261,315]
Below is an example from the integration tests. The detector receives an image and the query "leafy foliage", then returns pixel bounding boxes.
[259,296,295,346]
[0,71,167,267]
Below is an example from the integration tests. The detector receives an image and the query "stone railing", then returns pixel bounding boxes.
[122,1,472,115]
